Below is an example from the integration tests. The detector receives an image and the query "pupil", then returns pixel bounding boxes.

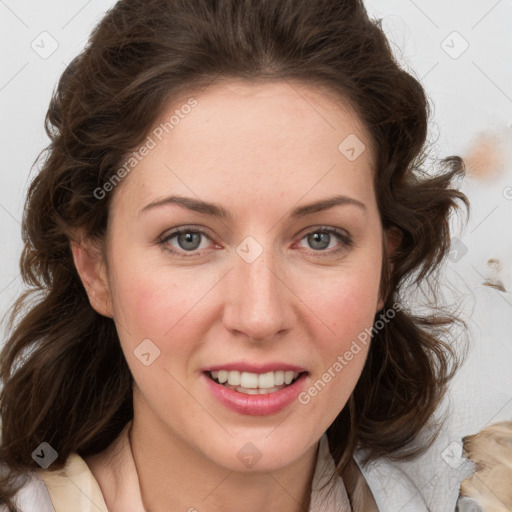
[309,232,329,250]
[178,232,200,250]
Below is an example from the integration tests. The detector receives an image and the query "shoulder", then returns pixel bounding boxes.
[355,453,432,512]
[354,444,474,512]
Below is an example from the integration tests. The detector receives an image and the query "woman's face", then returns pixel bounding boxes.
[82,79,388,472]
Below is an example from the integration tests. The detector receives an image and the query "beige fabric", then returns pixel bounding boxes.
[310,432,352,510]
[36,421,353,511]
[37,454,108,512]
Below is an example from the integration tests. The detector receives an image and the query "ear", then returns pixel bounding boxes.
[376,226,402,311]
[70,234,114,318]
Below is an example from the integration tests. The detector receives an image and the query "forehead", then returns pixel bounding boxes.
[113,79,376,216]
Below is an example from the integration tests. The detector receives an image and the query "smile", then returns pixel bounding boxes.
[208,370,302,395]
[202,368,308,416]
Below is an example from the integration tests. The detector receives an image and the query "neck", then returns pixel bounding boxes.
[128,394,318,512]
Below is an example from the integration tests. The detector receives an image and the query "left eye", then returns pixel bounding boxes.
[297,229,349,252]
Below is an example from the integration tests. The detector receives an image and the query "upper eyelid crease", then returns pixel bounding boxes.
[140,194,366,219]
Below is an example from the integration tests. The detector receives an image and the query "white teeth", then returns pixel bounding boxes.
[258,371,275,388]
[227,371,241,386]
[284,371,295,385]
[274,371,285,385]
[209,370,301,390]
[240,372,259,388]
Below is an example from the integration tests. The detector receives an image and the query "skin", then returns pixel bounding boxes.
[72,79,393,512]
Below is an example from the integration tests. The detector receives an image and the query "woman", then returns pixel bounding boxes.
[0,0,474,510]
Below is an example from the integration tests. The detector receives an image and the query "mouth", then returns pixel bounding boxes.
[205,370,306,395]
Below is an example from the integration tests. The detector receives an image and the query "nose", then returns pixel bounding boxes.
[222,247,292,341]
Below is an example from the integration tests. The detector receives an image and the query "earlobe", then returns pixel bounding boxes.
[70,236,114,318]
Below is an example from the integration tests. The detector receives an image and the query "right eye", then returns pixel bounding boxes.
[159,226,220,257]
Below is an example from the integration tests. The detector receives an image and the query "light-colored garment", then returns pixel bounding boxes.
[3,420,475,511]
[7,422,352,512]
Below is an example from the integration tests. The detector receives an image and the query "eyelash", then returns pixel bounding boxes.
[158,225,353,258]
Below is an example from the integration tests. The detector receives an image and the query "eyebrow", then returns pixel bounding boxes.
[139,194,366,219]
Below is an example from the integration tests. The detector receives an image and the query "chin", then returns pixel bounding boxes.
[196,428,315,473]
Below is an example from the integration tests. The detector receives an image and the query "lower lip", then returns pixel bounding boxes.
[202,372,308,416]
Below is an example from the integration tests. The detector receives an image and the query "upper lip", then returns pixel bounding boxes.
[202,362,307,373]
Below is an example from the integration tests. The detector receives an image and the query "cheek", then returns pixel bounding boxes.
[298,276,376,421]
[113,274,172,334]
[296,256,380,410]
[108,256,186,351]
[302,261,381,344]
[109,257,218,370]
[109,267,199,395]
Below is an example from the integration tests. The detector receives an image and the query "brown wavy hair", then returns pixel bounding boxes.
[0,0,469,509]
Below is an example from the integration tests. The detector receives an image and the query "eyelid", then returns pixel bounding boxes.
[159,224,216,243]
[296,225,351,241]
